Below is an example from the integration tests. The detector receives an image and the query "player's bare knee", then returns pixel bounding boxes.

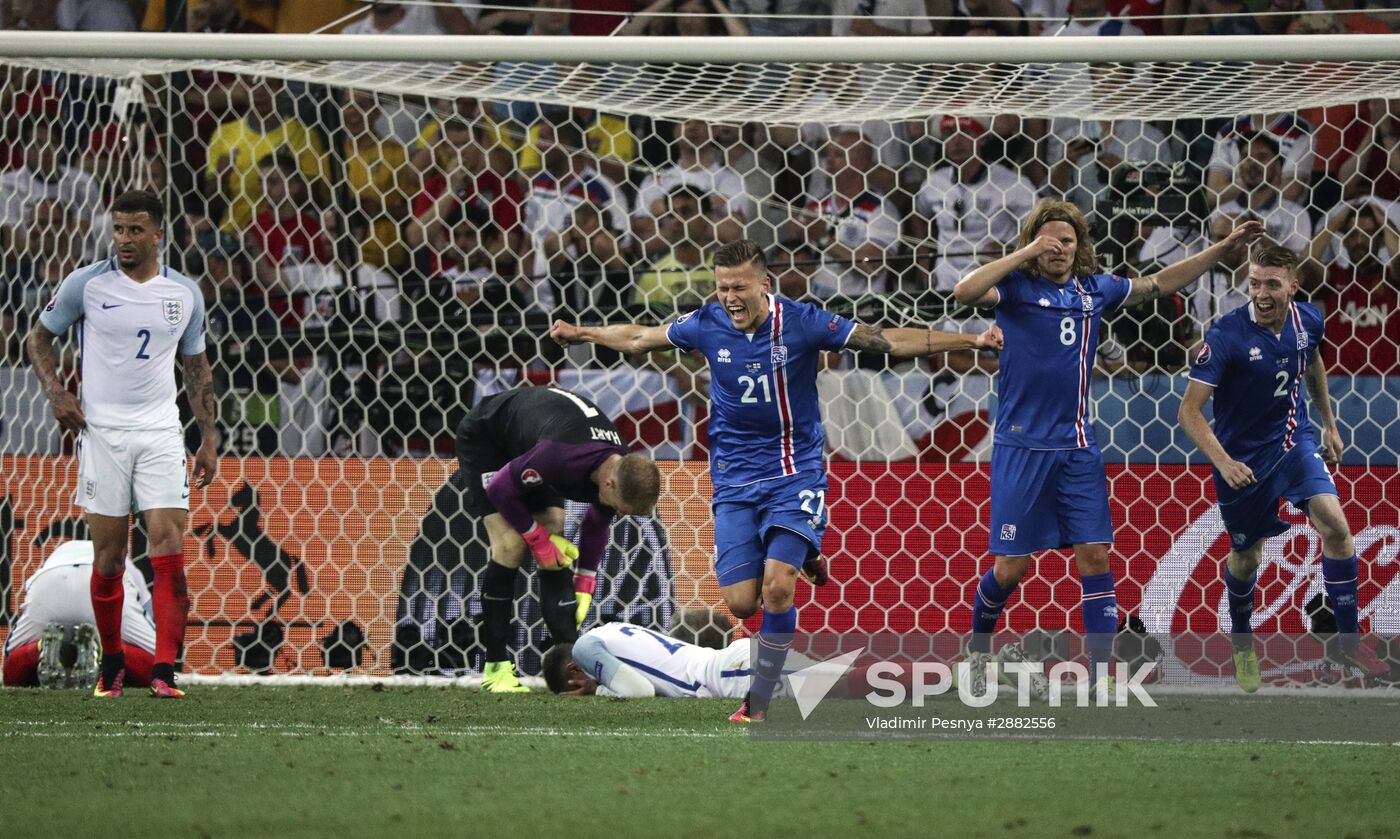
[1322,530,1354,559]
[489,542,525,570]
[1073,544,1110,576]
[993,555,1030,587]
[1312,508,1354,557]
[725,595,759,620]
[761,566,798,612]
[92,547,125,577]
[1227,548,1262,580]
[148,529,183,558]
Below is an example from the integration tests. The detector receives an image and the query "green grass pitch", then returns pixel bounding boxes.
[3,687,1398,839]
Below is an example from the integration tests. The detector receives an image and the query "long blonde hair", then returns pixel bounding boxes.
[1017,199,1098,277]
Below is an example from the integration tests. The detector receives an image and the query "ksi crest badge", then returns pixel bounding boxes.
[770,345,788,367]
[163,299,183,325]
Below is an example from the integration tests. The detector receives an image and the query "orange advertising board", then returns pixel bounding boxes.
[0,456,718,675]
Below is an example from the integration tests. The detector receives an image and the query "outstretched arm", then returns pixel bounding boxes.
[26,323,84,433]
[1304,347,1342,464]
[1125,220,1264,307]
[845,323,1004,358]
[1178,379,1254,490]
[182,352,220,487]
[550,319,675,354]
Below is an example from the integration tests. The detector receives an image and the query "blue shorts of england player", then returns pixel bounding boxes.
[712,470,827,587]
[1214,442,1338,552]
[988,445,1114,556]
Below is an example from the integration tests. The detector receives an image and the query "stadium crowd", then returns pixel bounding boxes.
[0,0,1398,458]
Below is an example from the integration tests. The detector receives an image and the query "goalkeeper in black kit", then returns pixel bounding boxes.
[455,386,662,692]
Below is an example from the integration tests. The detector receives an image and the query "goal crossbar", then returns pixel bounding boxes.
[0,31,1397,65]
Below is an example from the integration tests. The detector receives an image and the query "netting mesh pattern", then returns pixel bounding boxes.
[10,56,1400,122]
[0,57,1396,680]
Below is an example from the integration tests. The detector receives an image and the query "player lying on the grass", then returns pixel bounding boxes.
[454,385,662,693]
[3,540,157,689]
[552,239,1002,722]
[27,189,219,700]
[541,609,750,698]
[1177,241,1388,694]
[952,200,1263,701]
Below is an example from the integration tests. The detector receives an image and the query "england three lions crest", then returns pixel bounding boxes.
[163,299,183,325]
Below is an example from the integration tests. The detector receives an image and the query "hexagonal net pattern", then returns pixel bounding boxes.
[0,40,1396,684]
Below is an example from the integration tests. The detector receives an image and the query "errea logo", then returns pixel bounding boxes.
[1248,346,1263,362]
[717,349,732,363]
[1038,298,1050,307]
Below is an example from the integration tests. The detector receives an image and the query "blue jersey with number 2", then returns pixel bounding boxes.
[1189,301,1326,473]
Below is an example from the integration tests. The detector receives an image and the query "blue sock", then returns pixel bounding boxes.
[1322,554,1360,635]
[1224,565,1257,645]
[1080,571,1118,677]
[749,606,796,715]
[970,569,1016,654]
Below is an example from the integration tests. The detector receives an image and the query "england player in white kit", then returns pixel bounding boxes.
[541,621,753,699]
[26,190,220,699]
[2,540,157,689]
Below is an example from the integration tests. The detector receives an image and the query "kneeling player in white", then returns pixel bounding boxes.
[542,619,751,699]
[2,541,157,689]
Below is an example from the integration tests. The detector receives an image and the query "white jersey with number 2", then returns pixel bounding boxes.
[38,258,205,431]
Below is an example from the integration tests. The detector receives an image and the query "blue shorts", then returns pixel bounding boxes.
[1215,442,1338,552]
[712,471,827,587]
[989,445,1114,556]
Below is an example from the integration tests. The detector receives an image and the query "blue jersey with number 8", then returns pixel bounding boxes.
[992,270,1130,450]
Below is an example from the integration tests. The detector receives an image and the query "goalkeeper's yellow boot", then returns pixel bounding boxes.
[481,661,529,693]
[1232,647,1261,694]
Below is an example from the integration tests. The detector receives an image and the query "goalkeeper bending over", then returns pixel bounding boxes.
[455,386,661,693]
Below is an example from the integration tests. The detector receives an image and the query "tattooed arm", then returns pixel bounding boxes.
[844,323,1004,359]
[183,351,220,487]
[26,323,85,433]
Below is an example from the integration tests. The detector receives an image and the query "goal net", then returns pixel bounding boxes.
[0,29,1397,685]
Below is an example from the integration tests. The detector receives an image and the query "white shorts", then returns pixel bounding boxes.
[4,564,157,654]
[77,425,189,517]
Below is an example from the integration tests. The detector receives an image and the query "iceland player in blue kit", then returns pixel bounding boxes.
[953,199,1264,698]
[1178,242,1388,693]
[552,239,1002,721]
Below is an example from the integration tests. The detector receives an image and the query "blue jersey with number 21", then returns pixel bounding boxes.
[667,294,855,488]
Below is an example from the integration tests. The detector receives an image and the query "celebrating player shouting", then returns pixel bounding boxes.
[953,199,1263,697]
[1178,242,1388,692]
[552,239,1002,722]
[27,190,218,699]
